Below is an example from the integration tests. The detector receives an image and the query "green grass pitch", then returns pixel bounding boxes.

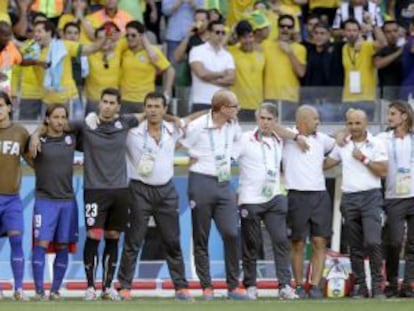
[0,298,413,311]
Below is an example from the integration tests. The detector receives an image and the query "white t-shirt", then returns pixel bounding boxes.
[282,130,335,191]
[189,42,235,104]
[329,132,388,193]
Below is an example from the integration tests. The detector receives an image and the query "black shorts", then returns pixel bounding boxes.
[83,188,130,231]
[287,190,332,240]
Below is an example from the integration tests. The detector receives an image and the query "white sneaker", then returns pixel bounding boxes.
[84,287,97,301]
[279,285,299,300]
[101,287,120,301]
[246,286,258,300]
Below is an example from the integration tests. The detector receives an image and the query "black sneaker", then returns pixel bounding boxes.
[400,283,414,298]
[384,285,399,298]
[351,284,369,299]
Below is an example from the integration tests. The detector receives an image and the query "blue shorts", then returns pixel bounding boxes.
[33,198,79,243]
[0,194,24,236]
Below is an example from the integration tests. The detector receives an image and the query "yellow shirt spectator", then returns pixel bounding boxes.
[342,41,377,102]
[34,41,82,104]
[0,12,11,25]
[309,0,340,10]
[229,45,264,110]
[86,8,132,33]
[226,0,255,28]
[263,40,306,102]
[11,66,43,100]
[58,14,91,43]
[86,45,123,101]
[281,0,302,16]
[0,2,8,13]
[120,45,170,102]
[265,8,300,41]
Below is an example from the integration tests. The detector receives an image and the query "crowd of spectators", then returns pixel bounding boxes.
[0,0,414,122]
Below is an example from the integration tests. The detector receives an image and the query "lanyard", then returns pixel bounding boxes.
[346,45,358,68]
[259,133,280,174]
[391,133,414,167]
[206,116,229,155]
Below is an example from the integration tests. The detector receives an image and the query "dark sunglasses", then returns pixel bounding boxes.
[214,30,226,36]
[279,24,294,29]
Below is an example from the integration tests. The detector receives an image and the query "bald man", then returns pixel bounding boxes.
[282,105,336,299]
[181,89,250,300]
[324,109,388,298]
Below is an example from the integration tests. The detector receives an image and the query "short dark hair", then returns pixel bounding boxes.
[144,92,167,107]
[194,8,209,19]
[278,14,295,27]
[235,20,253,37]
[43,103,68,126]
[313,22,331,32]
[382,20,398,30]
[126,20,145,34]
[0,90,12,107]
[342,18,361,30]
[208,20,224,31]
[101,88,121,104]
[306,13,320,22]
[34,20,56,37]
[63,21,80,34]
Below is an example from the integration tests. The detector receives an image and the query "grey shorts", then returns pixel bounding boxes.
[287,190,332,240]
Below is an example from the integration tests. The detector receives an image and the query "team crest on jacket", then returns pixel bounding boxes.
[65,135,72,145]
[240,209,249,218]
[115,121,123,129]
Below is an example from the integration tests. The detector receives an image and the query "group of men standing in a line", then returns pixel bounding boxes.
[0,87,413,301]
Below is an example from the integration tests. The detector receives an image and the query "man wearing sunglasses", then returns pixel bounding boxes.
[189,20,235,112]
[263,14,306,122]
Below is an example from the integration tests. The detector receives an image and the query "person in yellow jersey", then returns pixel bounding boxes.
[225,0,255,28]
[120,20,175,114]
[229,20,264,121]
[263,14,306,121]
[309,0,340,25]
[83,0,133,40]
[11,12,48,121]
[31,0,66,25]
[32,20,104,116]
[248,10,271,46]
[58,0,91,43]
[85,23,122,114]
[341,18,386,121]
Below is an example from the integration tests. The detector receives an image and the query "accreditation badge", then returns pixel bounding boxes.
[349,70,361,94]
[215,154,230,182]
[261,170,276,199]
[137,152,156,177]
[396,167,411,195]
